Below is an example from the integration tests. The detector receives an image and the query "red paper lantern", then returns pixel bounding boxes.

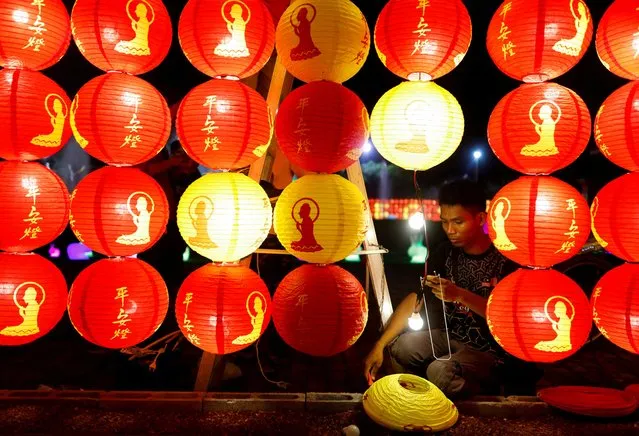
[69,166,169,257]
[596,0,639,80]
[178,0,275,79]
[488,82,591,174]
[176,79,271,170]
[488,176,590,268]
[272,264,368,357]
[486,0,593,82]
[175,264,272,355]
[486,268,591,362]
[275,81,369,173]
[264,0,289,25]
[374,0,472,81]
[592,263,639,354]
[68,257,168,349]
[0,69,72,161]
[70,0,172,75]
[0,161,69,253]
[70,72,171,166]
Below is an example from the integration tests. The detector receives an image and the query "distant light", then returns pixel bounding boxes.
[182,247,191,263]
[363,140,372,153]
[67,242,93,261]
[473,150,482,160]
[408,212,425,230]
[408,312,424,330]
[48,244,61,259]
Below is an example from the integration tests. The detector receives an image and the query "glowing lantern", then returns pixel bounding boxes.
[176,79,271,170]
[68,257,168,349]
[0,252,67,346]
[70,72,171,166]
[0,161,69,253]
[488,82,591,174]
[275,0,370,83]
[178,0,275,79]
[373,0,471,81]
[175,264,271,354]
[272,264,368,357]
[273,174,367,264]
[486,0,593,82]
[487,176,590,268]
[177,172,272,263]
[69,166,169,257]
[265,0,289,25]
[486,268,591,362]
[70,0,172,75]
[0,69,72,161]
[370,81,463,171]
[275,81,369,173]
[596,0,639,80]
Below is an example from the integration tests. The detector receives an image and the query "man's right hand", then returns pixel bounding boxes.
[363,343,385,385]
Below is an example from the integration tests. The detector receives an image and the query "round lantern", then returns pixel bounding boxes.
[0,252,67,346]
[486,268,591,362]
[176,79,271,170]
[373,0,472,81]
[70,72,171,166]
[0,161,69,253]
[68,257,168,349]
[70,0,172,75]
[486,0,593,82]
[273,174,368,264]
[176,172,271,263]
[487,176,590,268]
[370,81,464,171]
[178,0,275,79]
[488,82,591,174]
[265,0,289,25]
[175,264,271,354]
[275,0,370,83]
[0,0,70,70]
[0,69,72,161]
[596,0,639,80]
[272,264,368,357]
[275,81,369,173]
[69,166,169,257]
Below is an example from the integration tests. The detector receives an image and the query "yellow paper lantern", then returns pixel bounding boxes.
[177,172,272,262]
[370,81,464,171]
[275,0,370,83]
[274,174,368,264]
[363,374,459,432]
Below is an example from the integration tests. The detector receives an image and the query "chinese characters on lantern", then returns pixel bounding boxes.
[354,14,369,65]
[555,198,579,254]
[295,98,311,153]
[121,92,143,148]
[591,287,610,340]
[23,0,47,52]
[594,105,611,157]
[202,96,221,152]
[111,286,132,340]
[411,0,432,55]
[68,189,84,243]
[20,178,43,241]
[497,2,515,61]
[182,292,200,345]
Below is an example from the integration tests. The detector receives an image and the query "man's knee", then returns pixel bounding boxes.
[389,331,429,369]
[426,360,464,397]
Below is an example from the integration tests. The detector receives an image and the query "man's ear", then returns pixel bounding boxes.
[477,211,487,227]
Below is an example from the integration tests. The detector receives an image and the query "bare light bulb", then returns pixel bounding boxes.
[408,312,424,330]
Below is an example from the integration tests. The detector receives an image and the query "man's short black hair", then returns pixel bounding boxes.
[438,179,487,214]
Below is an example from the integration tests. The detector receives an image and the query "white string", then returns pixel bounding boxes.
[422,271,452,361]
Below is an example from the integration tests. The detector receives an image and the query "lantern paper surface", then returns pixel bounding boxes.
[0,69,72,161]
[176,79,271,170]
[272,264,368,357]
[596,0,639,80]
[488,82,591,174]
[68,257,168,349]
[177,172,272,263]
[175,264,271,354]
[71,0,172,75]
[486,268,591,362]
[275,0,370,83]
[486,0,593,82]
[370,80,463,171]
[488,176,590,268]
[178,0,275,79]
[70,72,171,166]
[0,161,69,253]
[275,81,369,173]
[69,166,169,257]
[0,252,67,346]
[374,0,471,81]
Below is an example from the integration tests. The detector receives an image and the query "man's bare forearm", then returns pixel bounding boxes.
[374,292,418,349]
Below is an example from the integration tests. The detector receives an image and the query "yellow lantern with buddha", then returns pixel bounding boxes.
[370,81,464,171]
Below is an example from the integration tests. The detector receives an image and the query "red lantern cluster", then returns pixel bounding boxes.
[595,0,639,80]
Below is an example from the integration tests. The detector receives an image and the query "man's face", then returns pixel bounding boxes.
[440,204,486,248]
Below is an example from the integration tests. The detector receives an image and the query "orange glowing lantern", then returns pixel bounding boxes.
[0,161,69,253]
[486,0,593,82]
[272,264,368,357]
[0,69,72,161]
[374,0,472,81]
[176,79,271,170]
[486,268,591,362]
[175,264,271,355]
[70,72,171,166]
[68,257,168,349]
[70,0,172,75]
[487,176,590,268]
[488,82,591,174]
[596,0,639,80]
[69,166,169,257]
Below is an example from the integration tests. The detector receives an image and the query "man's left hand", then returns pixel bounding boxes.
[423,275,462,303]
